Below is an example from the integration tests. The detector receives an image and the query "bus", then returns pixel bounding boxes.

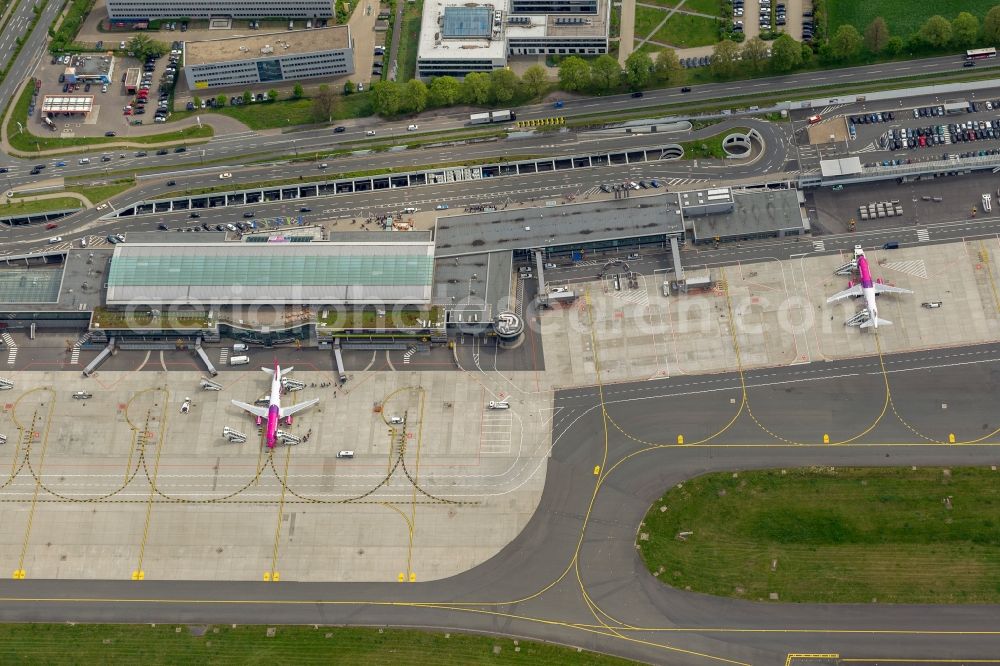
[966,47,996,60]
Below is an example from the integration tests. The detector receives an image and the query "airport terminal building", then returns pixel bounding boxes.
[183,27,354,90]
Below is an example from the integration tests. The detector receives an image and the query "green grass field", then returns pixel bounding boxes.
[171,94,375,130]
[681,0,722,17]
[66,178,135,204]
[0,624,640,665]
[638,0,682,9]
[396,0,424,81]
[828,0,998,38]
[680,126,748,158]
[653,13,721,48]
[634,5,667,39]
[638,467,1000,603]
[0,196,82,216]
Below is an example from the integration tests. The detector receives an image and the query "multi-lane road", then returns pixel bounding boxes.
[2,345,1000,664]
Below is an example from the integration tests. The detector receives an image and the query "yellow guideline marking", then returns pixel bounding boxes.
[16,396,56,579]
[405,388,428,581]
[980,240,1000,314]
[134,399,168,580]
[785,655,839,666]
[269,444,293,581]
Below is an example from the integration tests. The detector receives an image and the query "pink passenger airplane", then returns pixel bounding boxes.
[231,361,318,448]
[827,245,912,329]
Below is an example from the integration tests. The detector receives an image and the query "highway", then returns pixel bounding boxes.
[1,50,995,183]
[2,344,1000,663]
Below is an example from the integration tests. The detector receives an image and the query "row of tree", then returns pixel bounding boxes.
[824,9,1000,61]
[369,65,550,116]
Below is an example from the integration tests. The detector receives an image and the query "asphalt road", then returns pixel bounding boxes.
[1,343,1000,664]
[2,118,793,251]
[2,51,995,180]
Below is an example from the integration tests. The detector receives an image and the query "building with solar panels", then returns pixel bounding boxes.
[417,0,609,78]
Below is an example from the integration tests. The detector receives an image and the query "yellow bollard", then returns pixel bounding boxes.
[398,572,405,582]
[677,435,684,445]
[823,434,830,444]
[949,433,956,443]
[409,572,416,583]
[593,465,601,475]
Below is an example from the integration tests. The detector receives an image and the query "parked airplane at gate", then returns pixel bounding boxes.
[231,361,318,448]
[827,245,912,329]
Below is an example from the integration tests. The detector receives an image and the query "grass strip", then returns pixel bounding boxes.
[638,466,1000,603]
[0,623,640,665]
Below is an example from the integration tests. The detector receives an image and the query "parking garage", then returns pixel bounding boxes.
[108,144,687,217]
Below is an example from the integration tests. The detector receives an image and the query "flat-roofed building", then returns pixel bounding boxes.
[105,241,435,306]
[183,26,353,89]
[106,0,332,20]
[417,0,608,78]
[64,54,115,84]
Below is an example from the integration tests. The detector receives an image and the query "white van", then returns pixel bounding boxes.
[229,355,249,366]
[389,415,404,424]
[233,343,248,352]
[402,206,417,214]
[78,158,90,164]
[336,450,354,458]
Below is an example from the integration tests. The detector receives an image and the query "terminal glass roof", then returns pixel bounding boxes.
[109,254,431,286]
[106,243,435,305]
[0,267,63,303]
[442,7,493,38]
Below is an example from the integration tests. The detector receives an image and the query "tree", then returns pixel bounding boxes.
[919,15,952,48]
[624,51,654,90]
[371,80,402,116]
[429,76,461,106]
[985,6,1000,44]
[521,65,548,98]
[654,47,682,84]
[741,36,769,72]
[770,33,802,72]
[952,12,980,48]
[242,90,252,104]
[460,72,491,104]
[590,54,622,92]
[292,83,304,99]
[215,94,226,107]
[267,89,278,102]
[709,39,740,78]
[558,56,591,92]
[402,78,429,113]
[127,34,151,57]
[489,68,519,104]
[829,24,862,60]
[192,95,201,108]
[863,17,890,54]
[344,80,356,95]
[884,36,904,56]
[311,84,338,121]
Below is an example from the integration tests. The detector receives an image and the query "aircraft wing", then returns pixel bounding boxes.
[280,398,319,419]
[873,283,912,295]
[231,400,269,418]
[826,284,863,303]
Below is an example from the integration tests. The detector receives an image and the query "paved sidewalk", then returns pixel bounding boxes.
[618,0,635,65]
[1,189,94,207]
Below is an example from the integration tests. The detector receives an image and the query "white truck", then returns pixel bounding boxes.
[488,401,510,410]
[469,110,516,125]
[229,355,249,366]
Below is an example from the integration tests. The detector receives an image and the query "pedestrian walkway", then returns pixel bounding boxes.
[2,332,16,366]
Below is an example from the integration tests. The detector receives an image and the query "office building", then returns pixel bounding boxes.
[106,0,332,21]
[183,26,354,90]
[416,0,608,79]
